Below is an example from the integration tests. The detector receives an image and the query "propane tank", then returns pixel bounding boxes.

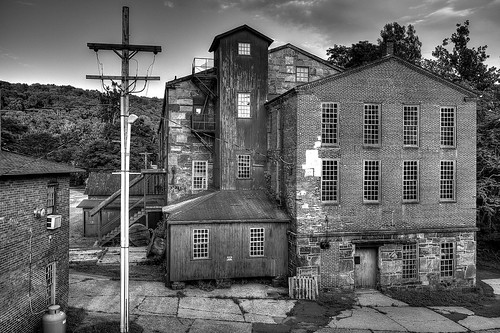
[42,305,66,333]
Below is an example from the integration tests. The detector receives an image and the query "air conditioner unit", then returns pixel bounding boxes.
[47,215,62,230]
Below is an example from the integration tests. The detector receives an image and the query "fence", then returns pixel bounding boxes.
[288,276,318,300]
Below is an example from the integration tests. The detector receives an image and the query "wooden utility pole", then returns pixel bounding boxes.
[86,7,161,333]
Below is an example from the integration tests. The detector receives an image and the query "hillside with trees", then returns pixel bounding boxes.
[0,81,162,181]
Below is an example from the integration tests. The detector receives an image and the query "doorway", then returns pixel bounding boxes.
[354,247,378,288]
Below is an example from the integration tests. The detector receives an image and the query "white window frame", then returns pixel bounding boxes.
[402,160,419,203]
[402,244,418,280]
[192,229,210,260]
[46,262,56,305]
[440,242,455,278]
[296,66,309,82]
[440,106,456,148]
[238,42,251,55]
[321,102,338,146]
[363,103,381,147]
[363,160,380,203]
[192,160,208,190]
[440,160,456,202]
[237,154,251,179]
[47,184,56,215]
[237,93,251,118]
[250,228,265,257]
[403,105,419,147]
[321,159,339,203]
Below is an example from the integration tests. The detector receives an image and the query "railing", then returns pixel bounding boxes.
[192,58,214,74]
[191,114,215,132]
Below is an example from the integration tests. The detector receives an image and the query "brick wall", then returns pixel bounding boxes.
[0,175,70,333]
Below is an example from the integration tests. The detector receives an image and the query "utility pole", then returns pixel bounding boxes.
[86,7,161,333]
[140,152,153,169]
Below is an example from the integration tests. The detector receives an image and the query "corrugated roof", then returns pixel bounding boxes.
[0,150,84,177]
[164,190,289,223]
[85,172,142,196]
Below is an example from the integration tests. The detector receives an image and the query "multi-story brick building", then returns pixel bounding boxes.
[0,150,83,332]
[159,25,477,290]
[267,49,477,289]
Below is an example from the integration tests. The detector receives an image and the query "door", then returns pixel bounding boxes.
[354,247,378,288]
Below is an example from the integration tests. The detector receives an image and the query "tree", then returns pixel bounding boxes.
[428,20,499,91]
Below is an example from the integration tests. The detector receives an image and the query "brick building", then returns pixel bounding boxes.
[266,51,477,289]
[0,150,83,332]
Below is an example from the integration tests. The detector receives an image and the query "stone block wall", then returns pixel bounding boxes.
[0,176,70,333]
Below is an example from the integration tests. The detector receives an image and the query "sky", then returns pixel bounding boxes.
[1,0,499,98]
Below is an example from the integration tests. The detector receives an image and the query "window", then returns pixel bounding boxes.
[193,229,209,259]
[47,184,56,214]
[440,242,454,278]
[46,262,56,305]
[403,105,419,147]
[250,228,265,257]
[237,93,251,118]
[440,107,456,148]
[192,161,208,190]
[402,244,418,280]
[193,106,202,114]
[296,66,309,82]
[440,161,455,201]
[402,160,419,203]
[321,102,338,145]
[363,160,380,203]
[238,42,251,55]
[363,104,381,146]
[237,155,251,179]
[321,159,339,203]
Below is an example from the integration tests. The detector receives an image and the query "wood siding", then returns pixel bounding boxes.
[168,222,288,281]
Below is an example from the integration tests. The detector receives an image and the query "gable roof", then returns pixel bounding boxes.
[209,24,274,52]
[0,150,84,177]
[163,190,289,223]
[269,43,343,72]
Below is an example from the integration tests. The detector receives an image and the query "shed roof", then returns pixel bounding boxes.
[163,190,289,223]
[208,24,274,52]
[0,150,84,177]
[85,172,142,196]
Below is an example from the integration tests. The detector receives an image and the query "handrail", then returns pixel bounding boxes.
[99,197,146,236]
[89,174,144,217]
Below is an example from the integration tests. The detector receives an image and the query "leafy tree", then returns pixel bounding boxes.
[99,84,121,124]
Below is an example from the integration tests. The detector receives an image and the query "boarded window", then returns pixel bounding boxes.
[440,160,455,201]
[192,161,208,190]
[46,262,56,305]
[250,228,265,257]
[237,93,251,118]
[403,105,419,147]
[193,229,209,259]
[402,160,419,203]
[238,42,251,55]
[237,155,251,179]
[321,159,339,203]
[321,102,338,145]
[296,66,309,82]
[363,104,380,146]
[402,244,418,280]
[440,107,456,148]
[440,242,454,278]
[363,160,380,203]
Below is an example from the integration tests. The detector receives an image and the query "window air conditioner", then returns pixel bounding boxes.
[47,215,62,230]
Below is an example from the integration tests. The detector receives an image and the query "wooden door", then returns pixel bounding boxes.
[354,247,378,288]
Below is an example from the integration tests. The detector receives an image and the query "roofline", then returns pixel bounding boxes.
[269,43,344,72]
[168,218,290,225]
[209,24,274,52]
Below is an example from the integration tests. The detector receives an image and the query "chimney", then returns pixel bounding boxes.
[386,40,394,56]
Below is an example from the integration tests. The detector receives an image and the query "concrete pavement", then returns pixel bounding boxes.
[69,271,500,332]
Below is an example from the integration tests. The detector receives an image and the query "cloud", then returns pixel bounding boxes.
[164,1,174,8]
[425,6,473,18]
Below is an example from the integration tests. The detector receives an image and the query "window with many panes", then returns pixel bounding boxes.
[321,102,338,145]
[192,160,208,190]
[440,160,455,201]
[402,244,418,280]
[193,229,209,259]
[363,104,380,146]
[250,228,265,257]
[238,42,251,55]
[46,262,56,305]
[237,155,251,179]
[47,183,57,214]
[363,160,380,203]
[440,242,454,278]
[402,160,419,203]
[403,105,419,147]
[296,66,309,82]
[321,159,339,203]
[440,106,456,148]
[237,93,251,118]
